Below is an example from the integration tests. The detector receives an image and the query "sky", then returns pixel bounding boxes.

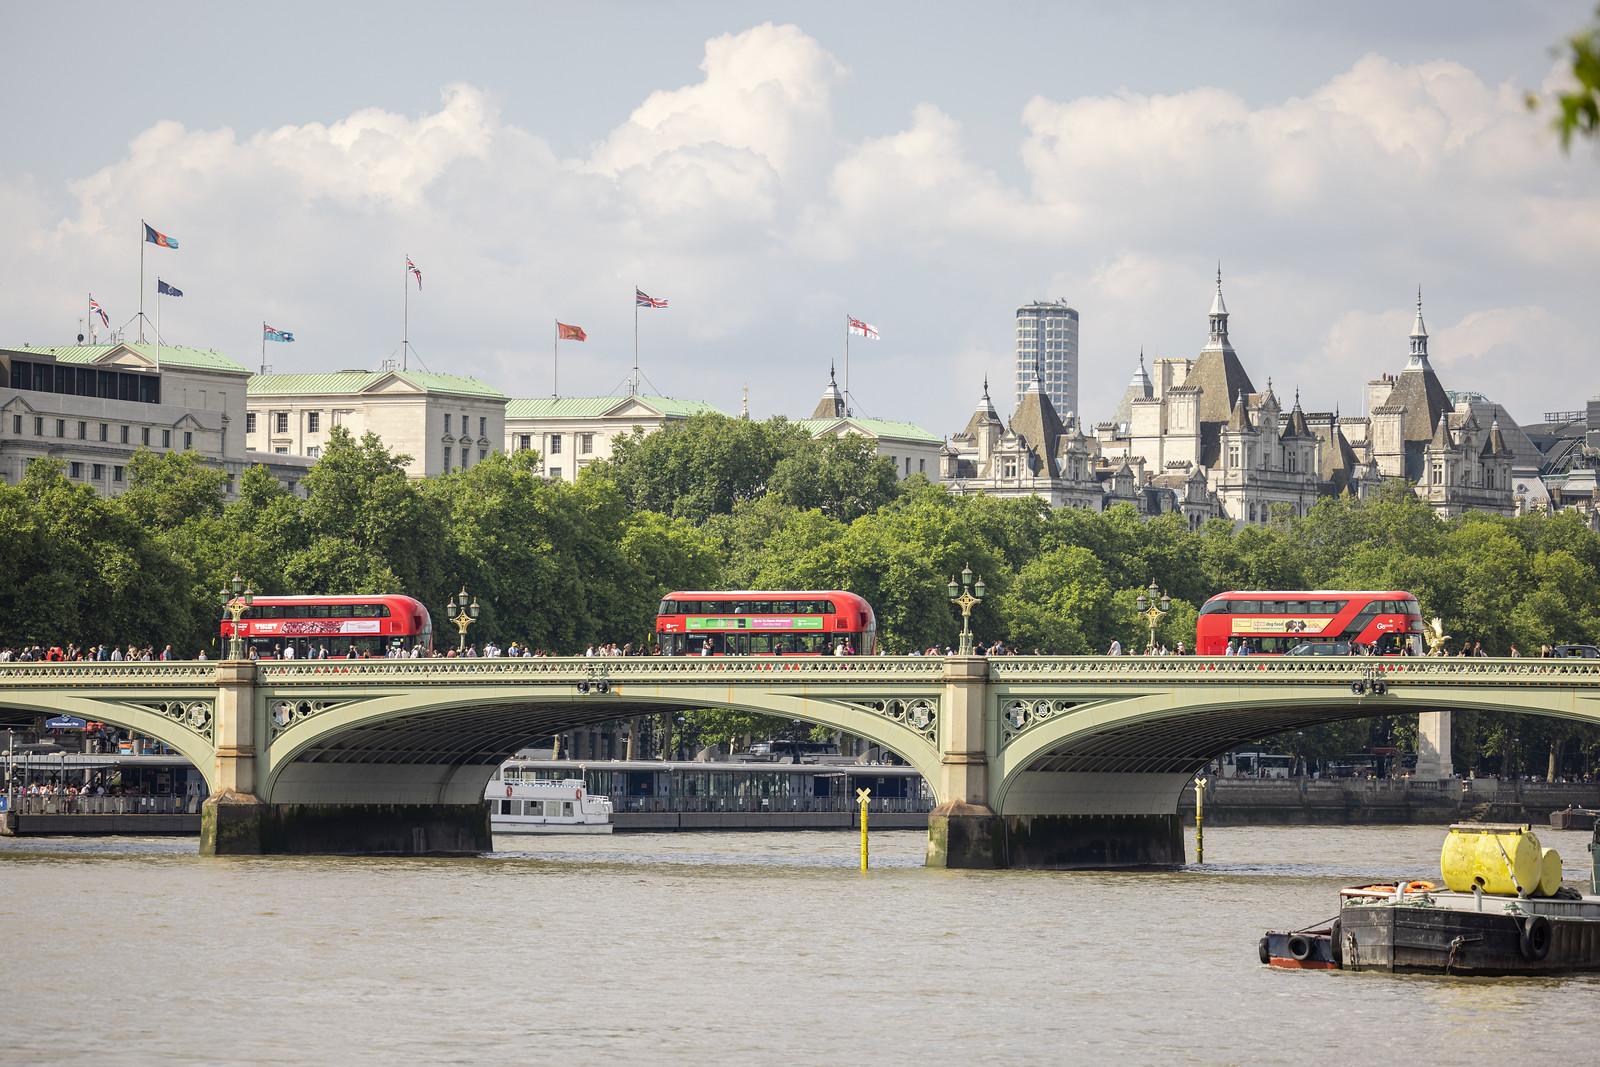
[3,1,1597,435]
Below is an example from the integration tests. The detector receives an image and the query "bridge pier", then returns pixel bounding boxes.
[926,657,1003,868]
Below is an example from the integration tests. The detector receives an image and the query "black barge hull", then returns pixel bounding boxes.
[1339,905,1600,975]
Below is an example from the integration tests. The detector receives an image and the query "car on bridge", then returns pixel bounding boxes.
[1550,644,1600,658]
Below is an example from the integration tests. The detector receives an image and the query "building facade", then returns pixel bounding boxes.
[2,342,250,495]
[247,370,508,479]
[799,369,943,481]
[504,394,723,483]
[1015,300,1079,419]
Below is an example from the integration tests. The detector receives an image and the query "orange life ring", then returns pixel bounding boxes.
[504,784,513,797]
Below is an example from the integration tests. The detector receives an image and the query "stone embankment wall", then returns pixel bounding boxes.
[1179,778,1600,826]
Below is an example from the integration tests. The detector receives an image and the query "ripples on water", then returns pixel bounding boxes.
[1,825,1595,1064]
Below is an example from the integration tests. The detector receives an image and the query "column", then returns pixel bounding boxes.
[926,656,1002,868]
[1415,711,1453,780]
[200,659,267,855]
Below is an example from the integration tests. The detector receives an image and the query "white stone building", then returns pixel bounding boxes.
[504,394,723,483]
[247,370,508,478]
[797,369,943,481]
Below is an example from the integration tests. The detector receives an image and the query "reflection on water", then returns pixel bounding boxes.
[1,825,1595,1064]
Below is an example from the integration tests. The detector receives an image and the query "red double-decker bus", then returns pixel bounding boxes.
[1195,590,1424,655]
[656,591,877,656]
[220,594,433,659]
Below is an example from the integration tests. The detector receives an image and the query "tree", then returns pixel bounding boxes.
[997,546,1112,654]
[602,413,808,522]
[767,434,901,522]
[1532,4,1600,149]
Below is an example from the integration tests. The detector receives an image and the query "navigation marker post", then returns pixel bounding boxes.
[857,787,871,872]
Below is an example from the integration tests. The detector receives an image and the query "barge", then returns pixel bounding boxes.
[1263,823,1600,976]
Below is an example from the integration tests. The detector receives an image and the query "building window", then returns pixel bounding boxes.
[113,465,124,483]
[919,458,926,473]
[580,433,594,454]
[161,429,171,448]
[33,417,42,436]
[273,412,288,434]
[550,434,563,455]
[549,467,562,480]
[273,447,288,455]
[120,425,130,444]
[10,415,18,434]
[55,419,65,438]
[307,411,320,433]
[77,420,87,439]
[905,456,911,477]
[1002,458,1018,479]
[479,448,488,462]
[443,450,452,473]
[99,422,108,442]
[479,416,487,437]
[245,412,257,434]
[141,427,151,446]
[184,431,193,450]
[444,413,452,434]
[460,446,468,469]
[307,446,320,459]
[92,464,104,481]
[517,434,532,451]
[69,461,82,479]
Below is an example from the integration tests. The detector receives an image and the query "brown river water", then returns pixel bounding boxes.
[2,825,1596,1064]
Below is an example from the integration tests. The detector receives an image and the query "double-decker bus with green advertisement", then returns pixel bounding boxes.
[655,591,877,656]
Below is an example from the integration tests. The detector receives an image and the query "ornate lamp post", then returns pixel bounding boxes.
[219,575,254,661]
[947,563,987,656]
[442,586,480,653]
[1134,579,1171,655]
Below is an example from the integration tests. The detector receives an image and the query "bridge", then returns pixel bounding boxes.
[4,655,1600,867]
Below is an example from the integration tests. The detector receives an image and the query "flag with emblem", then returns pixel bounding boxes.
[557,322,586,341]
[847,315,879,340]
[143,223,179,249]
[157,279,183,297]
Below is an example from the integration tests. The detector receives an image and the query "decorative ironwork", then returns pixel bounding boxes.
[267,698,350,737]
[833,697,940,744]
[999,698,1087,742]
[0,663,217,685]
[123,699,217,742]
[255,656,949,683]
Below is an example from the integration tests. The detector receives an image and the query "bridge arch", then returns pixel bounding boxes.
[258,685,946,807]
[992,678,1600,816]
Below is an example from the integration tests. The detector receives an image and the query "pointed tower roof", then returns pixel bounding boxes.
[1226,390,1255,432]
[1429,413,1453,450]
[1388,289,1453,445]
[1284,389,1313,440]
[1008,376,1068,479]
[1111,348,1155,428]
[1482,418,1511,458]
[961,375,1003,439]
[1407,286,1431,370]
[811,363,845,419]
[1191,266,1256,425]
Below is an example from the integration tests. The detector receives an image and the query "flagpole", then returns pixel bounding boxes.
[138,219,146,343]
[844,317,851,417]
[632,287,639,396]
[553,320,559,398]
[261,321,267,376]
[403,254,409,371]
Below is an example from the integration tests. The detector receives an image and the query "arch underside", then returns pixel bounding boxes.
[1015,693,1600,780]
[0,689,218,790]
[261,689,944,805]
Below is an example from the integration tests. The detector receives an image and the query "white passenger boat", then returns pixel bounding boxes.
[485,773,613,834]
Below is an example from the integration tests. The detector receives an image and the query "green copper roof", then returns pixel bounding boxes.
[12,342,249,375]
[505,395,723,420]
[795,416,943,444]
[248,370,507,400]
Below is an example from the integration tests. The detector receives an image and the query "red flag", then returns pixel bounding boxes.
[557,322,587,341]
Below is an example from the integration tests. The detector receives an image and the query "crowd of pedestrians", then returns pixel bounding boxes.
[0,643,180,663]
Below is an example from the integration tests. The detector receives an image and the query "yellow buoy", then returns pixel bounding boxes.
[1440,823,1542,896]
[1536,847,1563,897]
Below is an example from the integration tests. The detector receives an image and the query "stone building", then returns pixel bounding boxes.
[504,393,721,483]
[799,368,943,482]
[247,369,508,479]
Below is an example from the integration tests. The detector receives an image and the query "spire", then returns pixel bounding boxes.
[982,374,990,401]
[1429,413,1452,450]
[1484,418,1510,458]
[1408,285,1430,368]
[1207,263,1231,349]
[1285,387,1312,439]
[1227,389,1254,432]
[811,364,845,419]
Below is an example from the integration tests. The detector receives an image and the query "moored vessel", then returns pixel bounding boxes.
[1262,823,1600,976]
[485,772,613,835]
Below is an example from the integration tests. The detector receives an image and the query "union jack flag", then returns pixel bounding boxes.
[847,315,879,340]
[635,288,668,309]
[407,256,422,290]
[89,295,109,328]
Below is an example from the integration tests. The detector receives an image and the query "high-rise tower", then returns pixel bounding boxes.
[1015,299,1079,417]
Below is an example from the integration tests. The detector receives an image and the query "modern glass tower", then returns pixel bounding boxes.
[1015,300,1079,416]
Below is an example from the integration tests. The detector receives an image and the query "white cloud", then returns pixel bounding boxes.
[2,28,1596,435]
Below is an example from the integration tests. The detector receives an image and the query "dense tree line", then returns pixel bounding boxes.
[3,414,1599,776]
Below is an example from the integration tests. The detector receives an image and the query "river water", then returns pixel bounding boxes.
[2,825,1596,1064]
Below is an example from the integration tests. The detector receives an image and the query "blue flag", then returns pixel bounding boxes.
[157,279,183,297]
[263,324,295,343]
